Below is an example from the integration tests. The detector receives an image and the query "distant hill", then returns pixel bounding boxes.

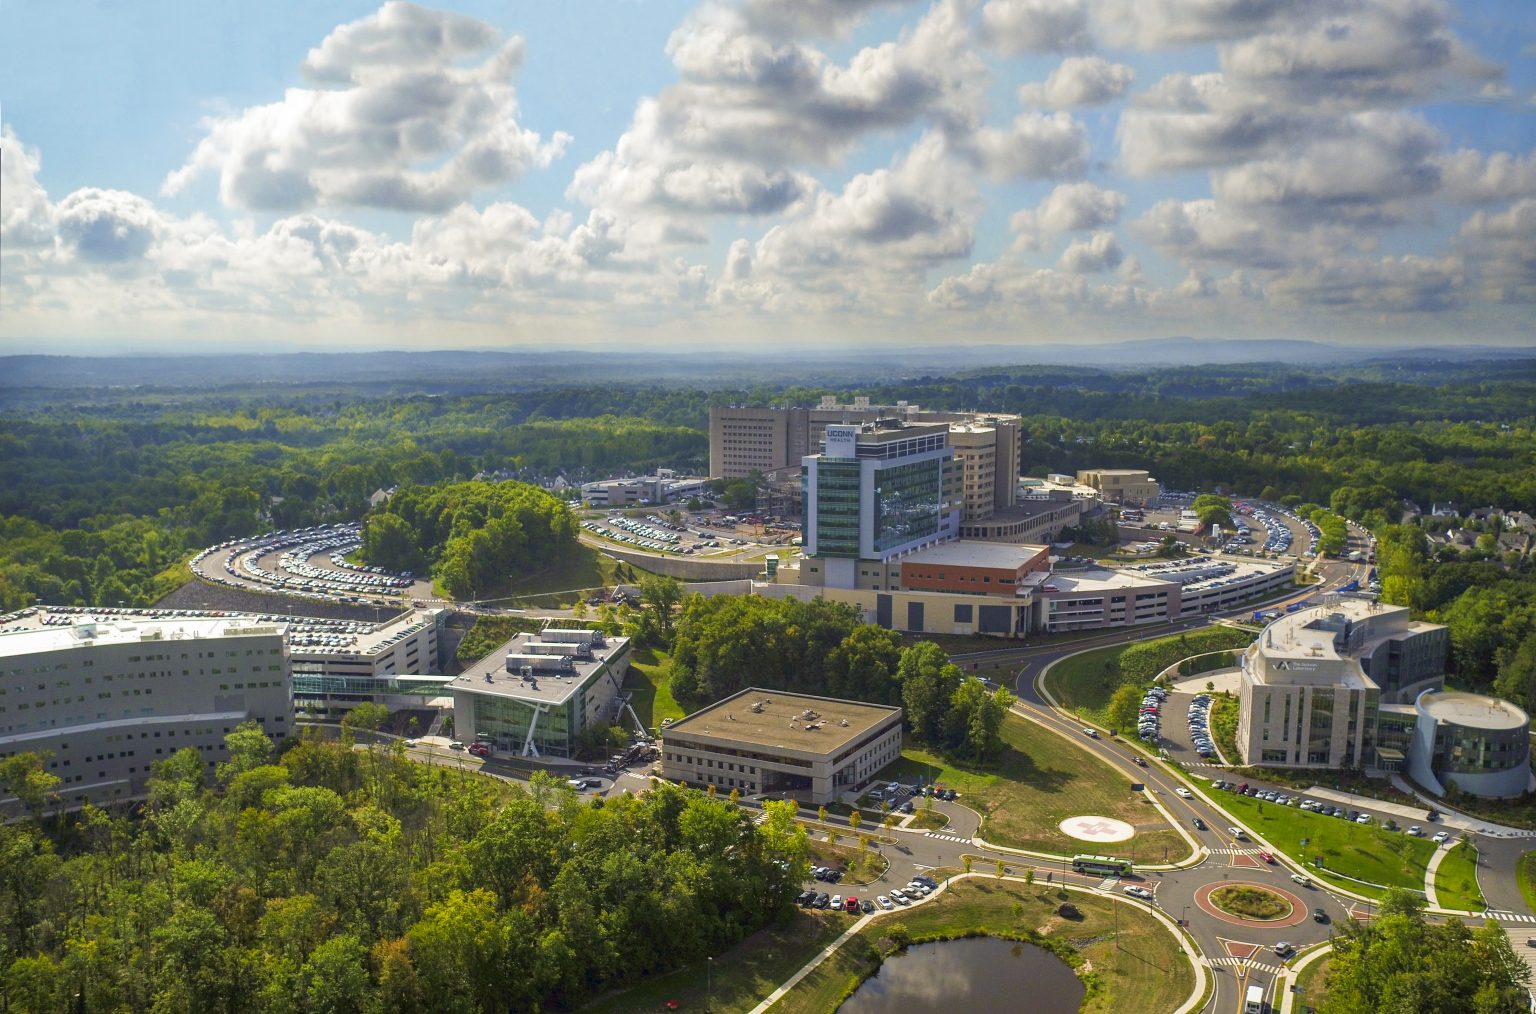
[1,339,1529,391]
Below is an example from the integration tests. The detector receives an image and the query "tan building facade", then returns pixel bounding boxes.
[1077,468,1160,504]
[660,688,904,803]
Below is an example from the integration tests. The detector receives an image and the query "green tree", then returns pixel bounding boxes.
[0,753,60,821]
[1107,683,1145,734]
[898,641,963,744]
[639,574,684,642]
[217,721,275,783]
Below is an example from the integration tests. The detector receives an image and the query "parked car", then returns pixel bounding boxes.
[844,896,859,913]
[877,895,893,910]
[1433,831,1451,844]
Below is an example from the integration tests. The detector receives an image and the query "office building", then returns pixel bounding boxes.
[450,628,633,758]
[1237,600,1447,771]
[0,616,291,816]
[660,688,903,804]
[581,470,712,507]
[800,421,960,589]
[1408,690,1532,799]
[289,608,451,715]
[711,402,1021,520]
[1076,469,1160,504]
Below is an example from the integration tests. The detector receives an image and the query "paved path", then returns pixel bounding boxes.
[1424,840,1448,908]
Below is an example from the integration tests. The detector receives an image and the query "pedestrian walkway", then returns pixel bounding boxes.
[1487,909,1536,924]
[1424,841,1447,907]
[1210,956,1283,976]
[924,831,970,844]
[1212,846,1264,856]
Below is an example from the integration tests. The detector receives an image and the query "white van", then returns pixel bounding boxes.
[1244,983,1265,1012]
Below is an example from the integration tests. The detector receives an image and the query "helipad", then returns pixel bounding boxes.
[1059,815,1136,842]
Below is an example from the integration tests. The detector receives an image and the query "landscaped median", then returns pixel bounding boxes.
[1433,841,1486,912]
[764,876,1197,1014]
[1211,789,1438,899]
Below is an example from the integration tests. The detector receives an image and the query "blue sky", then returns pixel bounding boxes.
[2,0,1533,352]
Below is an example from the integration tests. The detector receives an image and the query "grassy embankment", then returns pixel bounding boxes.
[883,712,1185,861]
[1216,790,1437,899]
[1043,626,1256,728]
[767,877,1194,1014]
[624,647,687,730]
[583,910,848,1014]
[1519,851,1536,915]
[1434,841,1485,912]
[1294,954,1333,1011]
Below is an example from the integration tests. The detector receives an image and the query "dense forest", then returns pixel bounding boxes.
[0,730,808,1013]
[360,481,579,600]
[2,358,1533,612]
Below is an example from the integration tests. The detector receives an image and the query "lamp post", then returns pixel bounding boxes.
[707,956,713,1011]
[1181,904,1188,928]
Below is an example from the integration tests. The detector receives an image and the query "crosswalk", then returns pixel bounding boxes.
[1097,876,1121,892]
[1212,847,1263,855]
[924,831,971,844]
[1209,956,1283,976]
[1486,910,1536,924]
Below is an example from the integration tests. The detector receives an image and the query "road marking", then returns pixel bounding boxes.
[924,832,970,843]
[1209,956,1283,976]
[1486,910,1536,924]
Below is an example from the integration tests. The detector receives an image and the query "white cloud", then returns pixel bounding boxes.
[1438,149,1536,204]
[978,0,1091,53]
[1013,182,1126,239]
[1093,0,1307,48]
[1118,73,1299,174]
[1057,230,1123,272]
[1132,198,1292,269]
[1268,254,1465,312]
[1211,111,1443,226]
[974,111,1089,180]
[740,0,914,38]
[0,126,55,248]
[163,3,568,212]
[1019,56,1134,107]
[54,189,165,263]
[1221,0,1500,108]
[1457,199,1536,302]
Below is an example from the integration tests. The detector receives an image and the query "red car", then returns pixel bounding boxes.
[844,895,859,913]
[467,743,490,758]
[1258,851,1275,864]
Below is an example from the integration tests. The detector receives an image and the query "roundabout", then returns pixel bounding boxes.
[1194,881,1311,928]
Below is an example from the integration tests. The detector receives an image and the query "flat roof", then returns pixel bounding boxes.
[1038,569,1169,594]
[448,631,629,707]
[663,688,901,757]
[901,540,1047,570]
[1420,691,1527,730]
[0,616,284,656]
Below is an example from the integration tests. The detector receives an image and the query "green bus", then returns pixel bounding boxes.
[1072,854,1133,876]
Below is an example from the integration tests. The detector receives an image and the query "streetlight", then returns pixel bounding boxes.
[707,956,713,1011]
[1181,904,1188,927]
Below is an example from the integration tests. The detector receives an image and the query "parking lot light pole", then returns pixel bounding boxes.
[707,956,713,1011]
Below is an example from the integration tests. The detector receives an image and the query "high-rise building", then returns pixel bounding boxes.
[710,402,1019,518]
[0,616,292,816]
[800,421,960,589]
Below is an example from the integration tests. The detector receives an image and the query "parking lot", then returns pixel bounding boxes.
[580,509,800,561]
[191,524,434,605]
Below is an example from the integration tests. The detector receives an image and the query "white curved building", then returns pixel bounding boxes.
[1409,690,1532,799]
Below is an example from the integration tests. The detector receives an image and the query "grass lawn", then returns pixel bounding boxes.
[882,713,1185,861]
[583,910,848,1014]
[767,877,1194,1014]
[1216,791,1436,897]
[1209,695,1240,765]
[1294,953,1333,1012]
[624,647,687,730]
[907,807,950,831]
[1520,851,1536,915]
[1040,643,1127,721]
[1434,841,1485,912]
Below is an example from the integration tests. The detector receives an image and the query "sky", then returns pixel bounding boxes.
[2,0,1534,354]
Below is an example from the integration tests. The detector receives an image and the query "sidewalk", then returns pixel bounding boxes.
[1424,842,1448,908]
[1391,775,1536,839]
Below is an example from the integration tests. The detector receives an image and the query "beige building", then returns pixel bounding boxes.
[711,402,1020,521]
[1237,600,1447,770]
[0,615,292,816]
[660,688,903,803]
[709,406,811,478]
[1077,469,1160,504]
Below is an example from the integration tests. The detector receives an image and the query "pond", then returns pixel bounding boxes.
[839,935,1084,1013]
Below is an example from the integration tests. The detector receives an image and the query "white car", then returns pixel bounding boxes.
[1433,831,1451,844]
[1406,826,1423,836]
[1123,886,1155,901]
[893,892,911,906]
[877,895,893,910]
[1175,787,1193,798]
